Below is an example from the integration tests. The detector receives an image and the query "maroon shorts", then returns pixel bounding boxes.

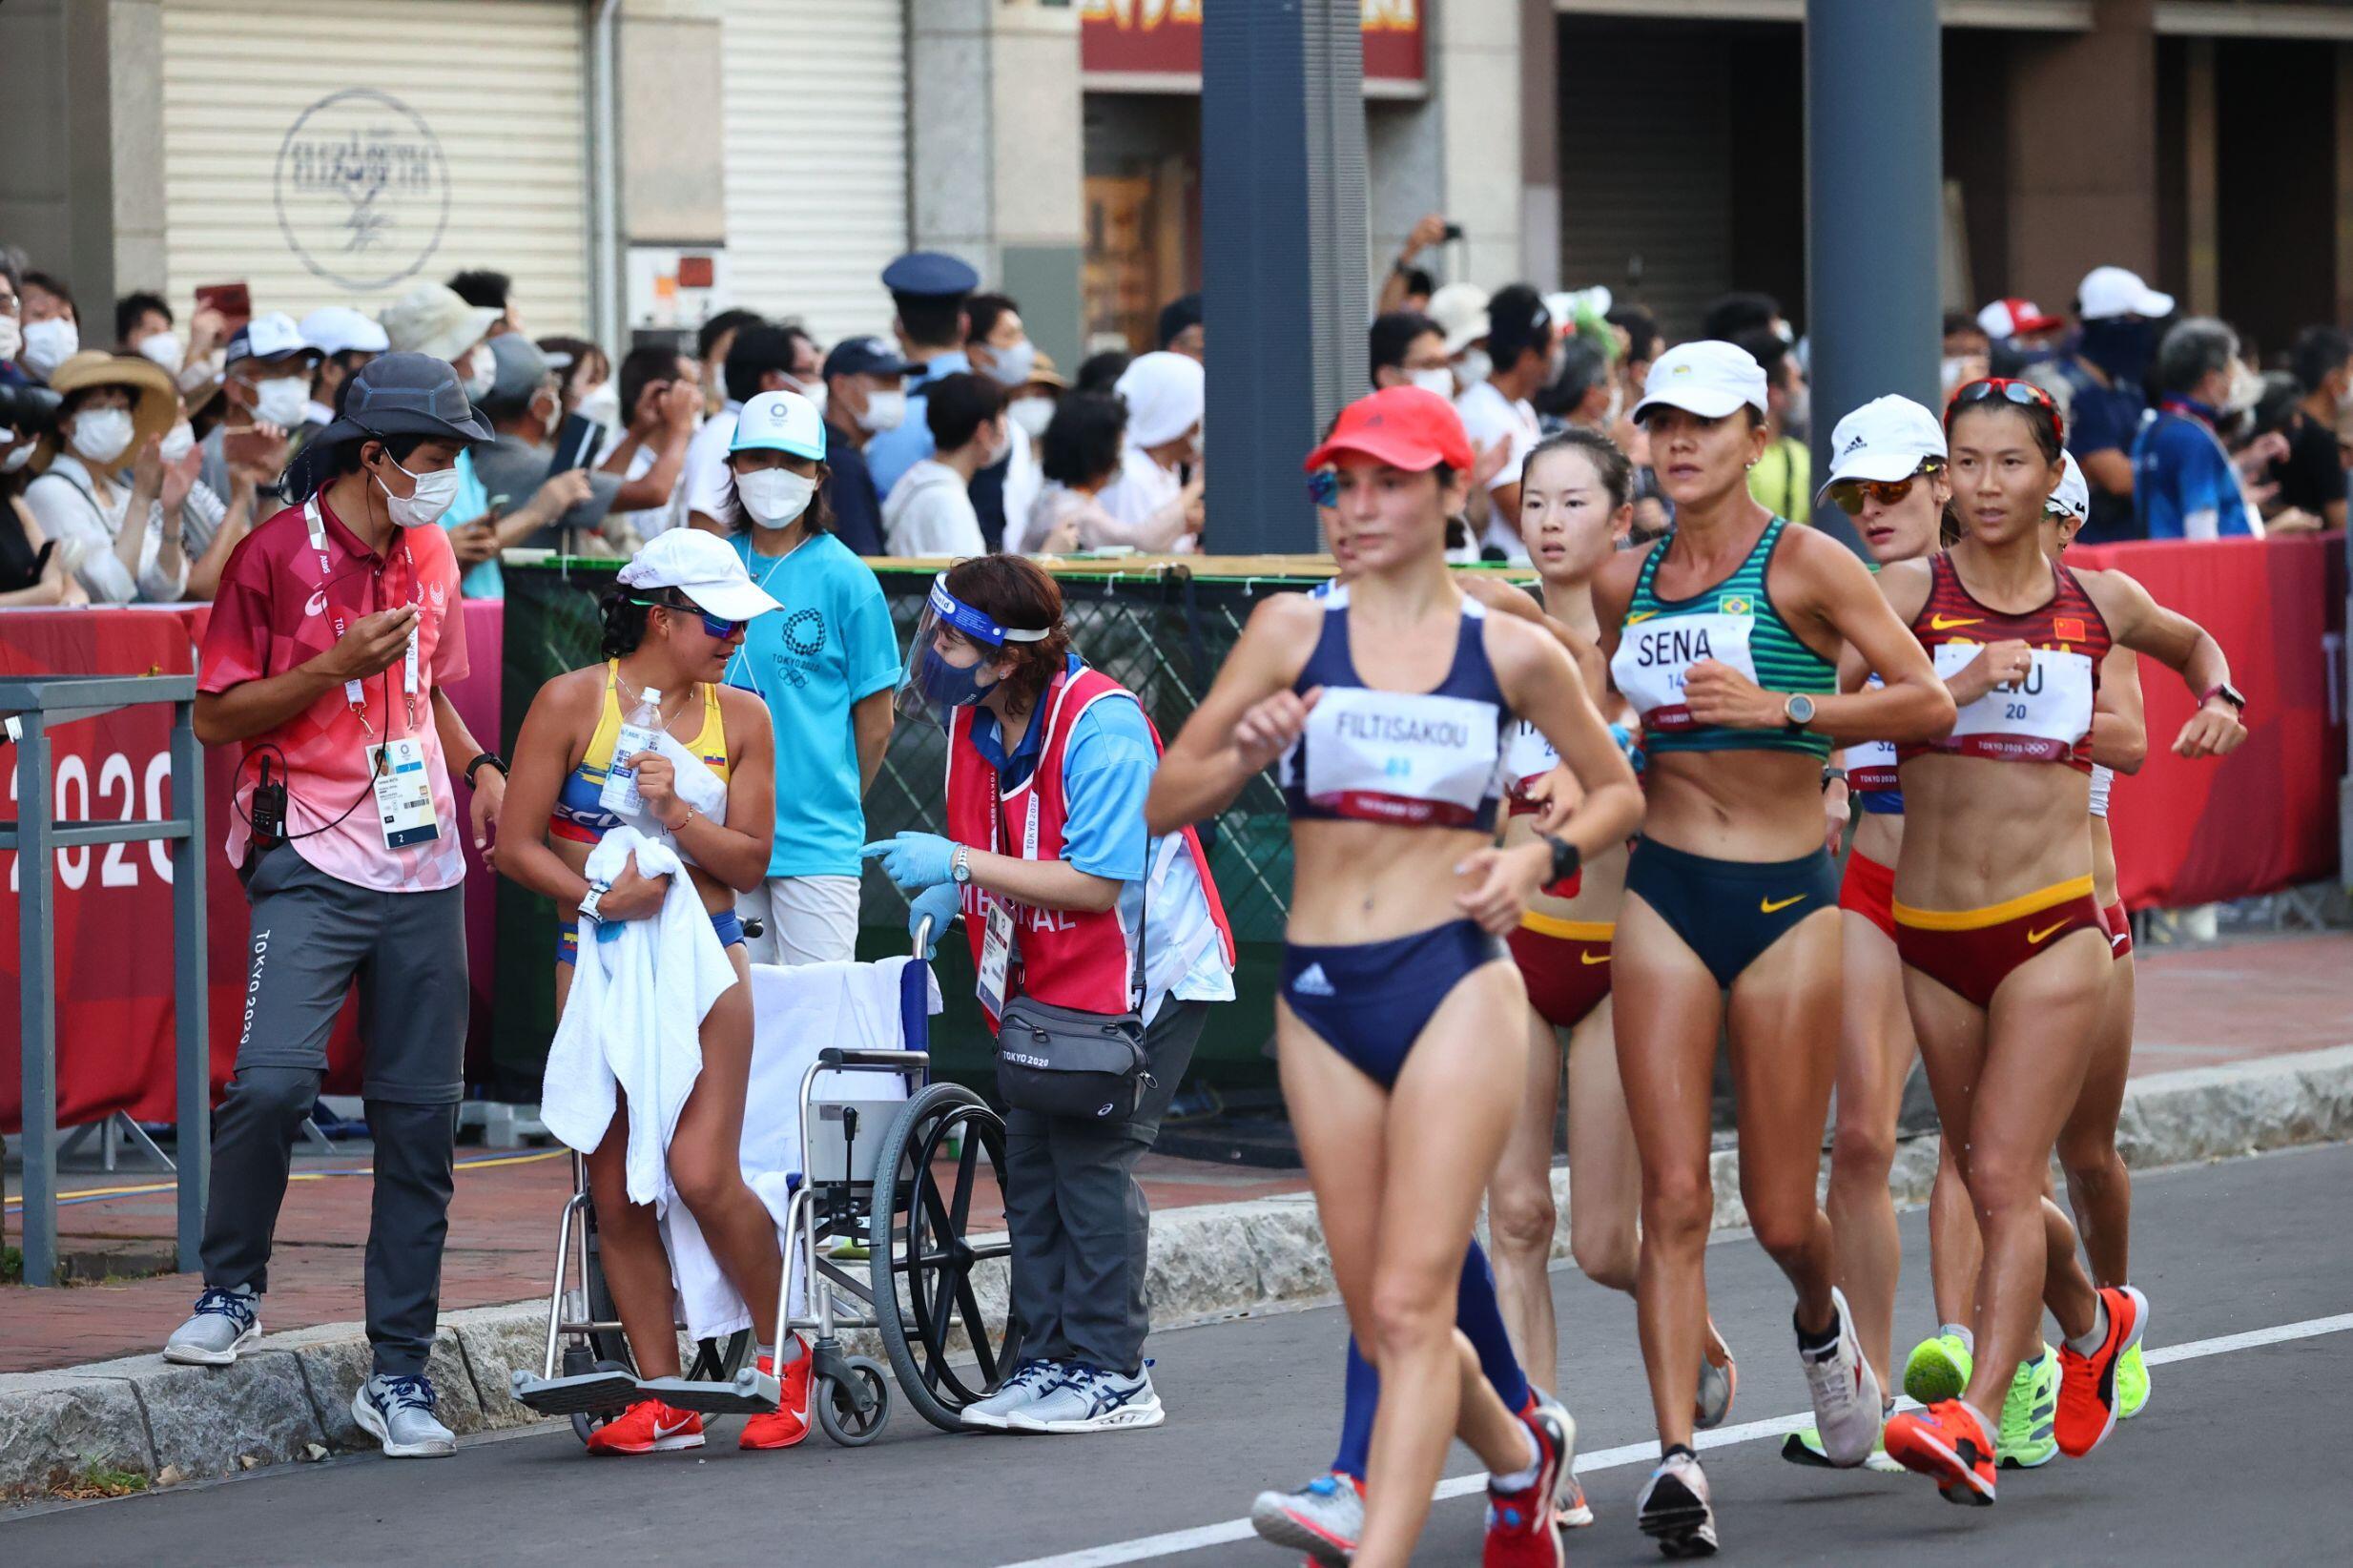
[1838,849,1897,942]
[2102,898,2133,959]
[1892,877,2106,1010]
[1506,913,1614,1030]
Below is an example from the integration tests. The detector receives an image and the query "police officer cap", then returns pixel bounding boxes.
[881,251,980,299]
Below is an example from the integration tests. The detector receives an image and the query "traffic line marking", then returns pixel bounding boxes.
[993,1310,2353,1568]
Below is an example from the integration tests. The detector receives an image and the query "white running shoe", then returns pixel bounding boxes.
[1007,1362,1166,1434]
[1637,1450,1718,1558]
[1798,1286,1884,1468]
[1249,1473,1361,1566]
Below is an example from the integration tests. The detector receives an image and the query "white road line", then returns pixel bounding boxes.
[993,1310,2353,1568]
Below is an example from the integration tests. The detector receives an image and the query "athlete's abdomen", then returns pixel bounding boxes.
[1893,753,2093,912]
[1638,748,1832,864]
[1285,818,1499,946]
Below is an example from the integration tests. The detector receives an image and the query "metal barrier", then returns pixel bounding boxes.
[3,675,207,1287]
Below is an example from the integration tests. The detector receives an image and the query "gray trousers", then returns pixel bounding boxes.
[1002,999,1212,1377]
[199,844,467,1377]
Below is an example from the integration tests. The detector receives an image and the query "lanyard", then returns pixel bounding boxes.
[304,497,420,735]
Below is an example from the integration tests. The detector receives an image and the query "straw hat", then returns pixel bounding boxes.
[40,352,179,475]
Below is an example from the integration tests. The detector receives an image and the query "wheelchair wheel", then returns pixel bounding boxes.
[871,1082,1015,1433]
[815,1356,891,1447]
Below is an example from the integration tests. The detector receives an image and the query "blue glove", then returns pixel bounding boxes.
[906,882,962,959]
[1609,721,1647,775]
[859,831,959,892]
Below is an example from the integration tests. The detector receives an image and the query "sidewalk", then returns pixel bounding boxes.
[8,929,2351,1376]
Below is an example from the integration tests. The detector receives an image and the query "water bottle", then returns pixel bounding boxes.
[599,686,664,815]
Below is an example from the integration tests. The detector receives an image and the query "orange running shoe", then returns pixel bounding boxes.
[1885,1399,1996,1506]
[584,1399,704,1455]
[739,1338,815,1451]
[2055,1284,2147,1458]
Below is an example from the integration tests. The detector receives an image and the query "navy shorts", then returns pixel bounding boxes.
[1279,921,1510,1088]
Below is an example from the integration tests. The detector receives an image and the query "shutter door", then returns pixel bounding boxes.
[1556,22,1732,341]
[722,0,907,346]
[159,0,590,333]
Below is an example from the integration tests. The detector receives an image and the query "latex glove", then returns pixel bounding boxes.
[906,883,962,959]
[860,831,959,892]
[1609,722,1646,774]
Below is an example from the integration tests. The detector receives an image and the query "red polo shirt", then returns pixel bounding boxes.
[199,493,468,892]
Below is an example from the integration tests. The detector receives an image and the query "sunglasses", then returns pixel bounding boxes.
[632,596,743,640]
[1948,378,2067,444]
[1306,468,1339,508]
[1826,461,1944,516]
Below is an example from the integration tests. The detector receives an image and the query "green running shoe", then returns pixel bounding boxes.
[2116,1341,2150,1420]
[1903,1332,1972,1407]
[1996,1346,2060,1469]
[1780,1423,1905,1473]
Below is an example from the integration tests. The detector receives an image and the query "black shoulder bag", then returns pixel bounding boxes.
[991,816,1154,1125]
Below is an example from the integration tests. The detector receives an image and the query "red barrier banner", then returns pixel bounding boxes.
[2071,533,2346,910]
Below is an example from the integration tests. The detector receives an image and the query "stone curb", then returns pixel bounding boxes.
[7,1044,2348,1501]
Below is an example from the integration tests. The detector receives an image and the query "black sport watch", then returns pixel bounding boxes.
[1542,835,1582,887]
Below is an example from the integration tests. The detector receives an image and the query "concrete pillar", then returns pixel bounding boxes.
[1518,0,1559,291]
[2183,37,2219,317]
[1433,0,1523,291]
[618,1,724,248]
[909,0,1086,377]
[2004,0,2160,309]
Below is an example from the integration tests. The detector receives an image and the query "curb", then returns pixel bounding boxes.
[8,1043,2349,1500]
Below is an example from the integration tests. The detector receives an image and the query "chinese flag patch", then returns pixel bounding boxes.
[2054,616,2086,642]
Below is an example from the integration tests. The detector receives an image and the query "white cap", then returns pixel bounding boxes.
[2077,265,2175,322]
[1115,350,1207,448]
[227,312,309,364]
[1633,340,1770,422]
[2048,450,2091,526]
[300,306,390,359]
[615,528,783,625]
[1426,281,1492,355]
[1821,395,1947,494]
[730,390,827,462]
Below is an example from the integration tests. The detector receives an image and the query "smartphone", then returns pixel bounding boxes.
[547,413,601,476]
[1441,222,1465,243]
[221,426,279,468]
[195,281,252,334]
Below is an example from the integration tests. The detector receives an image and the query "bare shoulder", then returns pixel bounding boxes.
[1243,588,1331,649]
[1481,607,1574,684]
[536,663,608,719]
[1593,540,1657,619]
[714,681,773,737]
[1873,555,1935,613]
[1455,571,1541,621]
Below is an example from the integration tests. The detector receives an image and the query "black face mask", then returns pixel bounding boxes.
[2079,318,2156,388]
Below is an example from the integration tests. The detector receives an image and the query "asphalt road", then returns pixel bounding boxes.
[10,1142,2348,1568]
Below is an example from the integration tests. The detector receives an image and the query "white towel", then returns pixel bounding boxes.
[661,956,939,1343]
[539,828,739,1210]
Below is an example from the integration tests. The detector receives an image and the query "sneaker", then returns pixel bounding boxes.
[1885,1398,1996,1505]
[1482,1397,1570,1568]
[2055,1285,2146,1458]
[1797,1287,1883,1468]
[352,1373,456,1458]
[1995,1348,2059,1469]
[1556,1471,1595,1529]
[1903,1331,1973,1408]
[1249,1473,1362,1567]
[961,1358,1067,1432]
[740,1340,814,1450]
[162,1285,260,1367]
[1779,1424,1904,1474]
[1694,1319,1736,1430]
[584,1399,705,1455]
[1636,1449,1718,1558]
[1008,1362,1166,1434]
[2116,1340,2151,1420]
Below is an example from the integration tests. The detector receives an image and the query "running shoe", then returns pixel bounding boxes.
[1884,1398,1996,1505]
[584,1399,705,1455]
[1636,1449,1718,1558]
[1556,1471,1595,1529]
[163,1284,260,1367]
[1248,1473,1361,1567]
[1778,1423,1904,1474]
[1902,1331,1973,1408]
[960,1357,1066,1432]
[1797,1287,1884,1468]
[1009,1362,1166,1433]
[351,1373,456,1459]
[739,1340,814,1450]
[1695,1319,1737,1430]
[1483,1397,1571,1568]
[2116,1340,2151,1420]
[2055,1285,2146,1457]
[1995,1347,2059,1469]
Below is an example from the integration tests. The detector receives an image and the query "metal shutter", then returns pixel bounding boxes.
[721,0,907,345]
[158,0,590,333]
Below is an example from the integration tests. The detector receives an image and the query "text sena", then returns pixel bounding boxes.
[1631,625,1714,668]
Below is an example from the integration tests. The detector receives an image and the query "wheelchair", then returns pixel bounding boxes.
[510,921,1017,1446]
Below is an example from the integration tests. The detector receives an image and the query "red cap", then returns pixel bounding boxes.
[1977,297,2066,340]
[1304,386,1476,474]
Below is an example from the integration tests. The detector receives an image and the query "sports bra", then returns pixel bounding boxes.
[549,662,733,855]
[1279,585,1510,832]
[1610,515,1836,760]
[1900,552,2113,773]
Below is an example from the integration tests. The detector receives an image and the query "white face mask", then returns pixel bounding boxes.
[2223,361,2261,417]
[788,376,830,419]
[159,422,196,464]
[1407,367,1455,400]
[578,381,621,428]
[21,318,79,379]
[738,467,818,528]
[1007,396,1056,441]
[2,438,34,473]
[251,375,311,428]
[984,422,1013,467]
[980,339,1037,389]
[1455,348,1493,390]
[137,331,186,375]
[70,406,135,465]
[0,316,20,362]
[461,352,496,402]
[857,387,907,434]
[377,453,464,527]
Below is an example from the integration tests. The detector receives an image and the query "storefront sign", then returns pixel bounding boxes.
[274,89,452,291]
[1081,0,1425,90]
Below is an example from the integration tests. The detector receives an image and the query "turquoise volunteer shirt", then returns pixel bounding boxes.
[724,530,902,877]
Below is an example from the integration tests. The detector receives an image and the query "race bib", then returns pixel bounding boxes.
[1933,642,2094,763]
[1609,612,1756,731]
[1299,687,1502,827]
[368,738,442,849]
[1846,676,1898,792]
[1502,719,1558,797]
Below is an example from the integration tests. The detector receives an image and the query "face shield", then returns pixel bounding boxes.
[896,573,1052,726]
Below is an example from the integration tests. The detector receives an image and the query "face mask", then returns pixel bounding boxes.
[578,381,621,428]
[789,376,830,419]
[1007,397,1056,441]
[1783,384,1811,440]
[2078,318,2155,387]
[1940,356,1971,397]
[137,332,186,375]
[984,423,1012,467]
[2336,379,2353,414]
[0,316,19,362]
[2,439,33,474]
[21,318,78,379]
[461,352,496,402]
[70,406,135,465]
[737,467,817,528]
[376,453,464,527]
[1455,348,1493,390]
[1408,367,1455,400]
[857,387,907,434]
[159,422,196,464]
[915,647,999,711]
[252,376,311,428]
[2223,361,2261,417]
[980,339,1037,389]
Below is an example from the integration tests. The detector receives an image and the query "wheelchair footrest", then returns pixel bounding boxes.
[635,1368,780,1415]
[511,1368,641,1417]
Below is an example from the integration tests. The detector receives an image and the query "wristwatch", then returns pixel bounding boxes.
[1783,692,1817,732]
[951,845,973,885]
[1542,834,1581,888]
[2201,681,2246,714]
[577,878,610,924]
[464,753,507,786]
